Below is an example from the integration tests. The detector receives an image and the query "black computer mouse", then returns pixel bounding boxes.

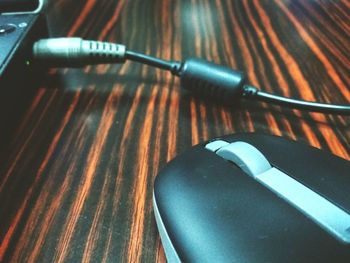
[153,133,350,263]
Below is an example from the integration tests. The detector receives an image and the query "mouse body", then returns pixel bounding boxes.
[153,133,350,263]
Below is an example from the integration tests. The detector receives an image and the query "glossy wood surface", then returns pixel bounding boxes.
[1,0,349,262]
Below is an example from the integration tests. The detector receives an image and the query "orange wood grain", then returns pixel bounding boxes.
[0,1,349,262]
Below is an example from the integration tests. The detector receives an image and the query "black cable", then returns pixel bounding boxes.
[243,85,350,115]
[125,50,181,74]
[32,38,350,115]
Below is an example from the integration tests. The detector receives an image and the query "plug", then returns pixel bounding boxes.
[33,37,126,67]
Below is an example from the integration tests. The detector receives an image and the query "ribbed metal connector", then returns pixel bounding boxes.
[33,37,126,67]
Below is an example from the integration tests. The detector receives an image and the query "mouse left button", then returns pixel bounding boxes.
[205,140,229,152]
[216,141,271,177]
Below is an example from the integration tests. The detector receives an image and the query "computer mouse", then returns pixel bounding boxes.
[153,133,350,263]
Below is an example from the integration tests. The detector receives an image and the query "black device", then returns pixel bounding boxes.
[0,0,42,13]
[0,14,46,77]
[0,0,46,77]
[0,11,47,157]
[153,133,350,262]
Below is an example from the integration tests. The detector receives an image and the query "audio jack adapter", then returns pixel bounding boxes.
[33,38,350,115]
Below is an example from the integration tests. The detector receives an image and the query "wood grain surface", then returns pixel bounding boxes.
[0,0,349,262]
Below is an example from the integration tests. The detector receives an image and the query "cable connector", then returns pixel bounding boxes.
[33,38,126,67]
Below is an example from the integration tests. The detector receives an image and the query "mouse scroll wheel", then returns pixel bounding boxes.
[205,140,271,177]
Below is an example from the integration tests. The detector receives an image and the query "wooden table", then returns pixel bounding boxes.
[1,0,349,262]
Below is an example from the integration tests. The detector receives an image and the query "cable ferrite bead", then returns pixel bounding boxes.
[33,38,126,67]
[178,58,246,104]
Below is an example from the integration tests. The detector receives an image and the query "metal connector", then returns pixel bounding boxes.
[33,37,126,67]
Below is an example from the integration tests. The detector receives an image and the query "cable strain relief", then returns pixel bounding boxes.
[81,39,126,64]
[242,85,259,99]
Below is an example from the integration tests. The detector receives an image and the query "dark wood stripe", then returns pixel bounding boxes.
[67,0,97,37]
[1,91,81,262]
